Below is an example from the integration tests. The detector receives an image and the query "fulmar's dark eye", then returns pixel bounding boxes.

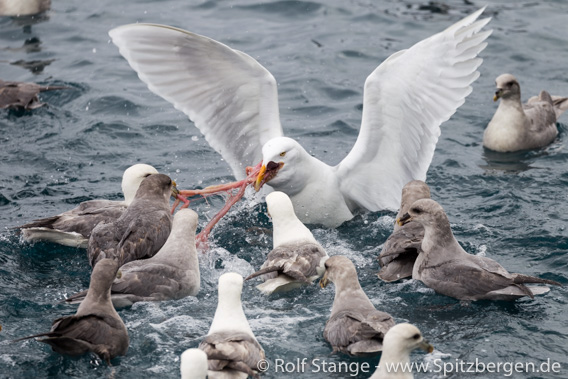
[506,81,515,87]
[412,333,420,340]
[411,207,422,215]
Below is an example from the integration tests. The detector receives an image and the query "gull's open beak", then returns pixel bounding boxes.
[171,180,180,199]
[493,89,502,102]
[420,338,434,353]
[397,212,412,226]
[254,161,284,192]
[319,271,329,289]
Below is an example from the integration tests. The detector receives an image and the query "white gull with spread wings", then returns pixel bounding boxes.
[109,9,491,227]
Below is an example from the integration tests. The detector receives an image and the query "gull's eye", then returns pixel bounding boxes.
[280,151,286,157]
[144,173,152,177]
[412,333,420,340]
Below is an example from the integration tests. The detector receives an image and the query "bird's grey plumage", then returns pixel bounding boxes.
[246,242,327,289]
[88,173,174,267]
[13,258,129,365]
[378,180,430,282]
[370,323,433,379]
[401,199,561,301]
[320,255,395,356]
[200,273,265,378]
[483,73,568,152]
[16,164,159,248]
[199,331,264,378]
[66,208,200,308]
[0,79,66,110]
[246,191,329,294]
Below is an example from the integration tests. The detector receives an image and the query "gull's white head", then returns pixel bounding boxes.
[494,73,520,102]
[266,191,318,248]
[122,163,159,205]
[180,348,208,379]
[255,137,308,193]
[382,323,433,356]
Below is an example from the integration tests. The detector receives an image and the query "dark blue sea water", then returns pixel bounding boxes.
[1,0,567,378]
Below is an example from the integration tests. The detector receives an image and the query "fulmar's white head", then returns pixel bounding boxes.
[372,323,433,379]
[180,348,208,379]
[493,73,521,102]
[266,191,318,248]
[121,164,159,205]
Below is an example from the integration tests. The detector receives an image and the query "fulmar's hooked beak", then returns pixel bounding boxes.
[170,180,180,199]
[254,161,284,191]
[493,88,503,102]
[419,338,434,353]
[396,212,412,226]
[319,270,329,289]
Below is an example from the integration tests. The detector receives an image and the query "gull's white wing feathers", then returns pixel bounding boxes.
[336,8,492,211]
[109,24,283,179]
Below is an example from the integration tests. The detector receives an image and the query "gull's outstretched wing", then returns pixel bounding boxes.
[336,8,491,211]
[109,24,283,179]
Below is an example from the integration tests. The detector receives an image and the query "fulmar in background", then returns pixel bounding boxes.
[88,173,176,267]
[65,208,200,308]
[378,180,430,282]
[199,273,265,378]
[320,255,395,356]
[370,323,433,379]
[399,199,562,301]
[16,163,159,248]
[13,258,129,365]
[0,79,66,110]
[483,73,568,152]
[245,191,328,295]
[108,8,491,228]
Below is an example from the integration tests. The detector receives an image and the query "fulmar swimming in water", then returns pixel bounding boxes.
[370,323,433,379]
[88,173,177,267]
[16,164,159,248]
[378,180,430,282]
[320,255,395,356]
[14,258,129,365]
[245,191,328,295]
[0,79,65,110]
[65,208,200,308]
[399,198,562,301]
[199,272,265,378]
[483,73,568,152]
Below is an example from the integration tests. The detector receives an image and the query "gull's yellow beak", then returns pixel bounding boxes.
[396,212,412,226]
[319,271,329,289]
[254,161,284,192]
[254,165,267,192]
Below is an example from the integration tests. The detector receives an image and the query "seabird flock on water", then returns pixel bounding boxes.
[7,4,567,378]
